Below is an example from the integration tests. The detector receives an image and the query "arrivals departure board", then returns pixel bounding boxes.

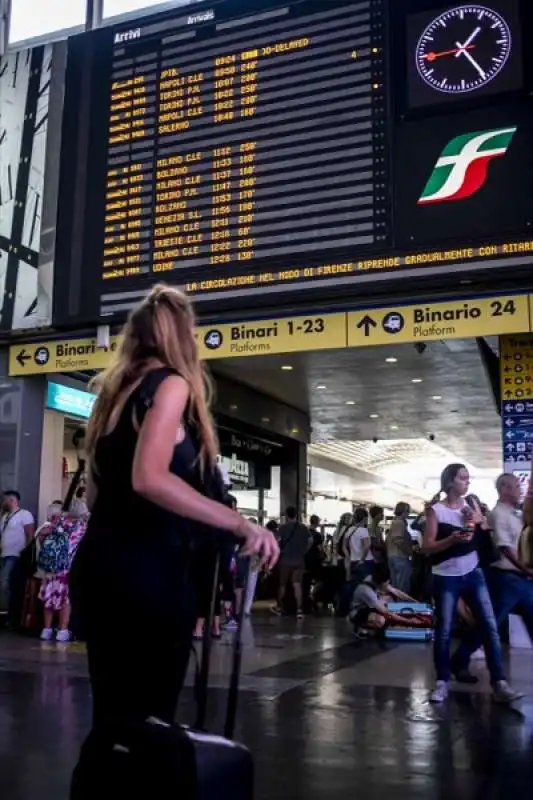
[55,0,390,320]
[54,0,533,325]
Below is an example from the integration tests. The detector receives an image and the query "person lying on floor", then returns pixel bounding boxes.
[349,562,420,637]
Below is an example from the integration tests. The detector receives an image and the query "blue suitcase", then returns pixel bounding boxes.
[384,602,434,641]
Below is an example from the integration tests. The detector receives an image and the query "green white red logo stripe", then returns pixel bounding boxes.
[418,127,517,205]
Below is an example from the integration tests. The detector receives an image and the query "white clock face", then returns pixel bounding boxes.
[415,5,512,94]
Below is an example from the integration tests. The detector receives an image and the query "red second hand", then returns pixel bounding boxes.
[424,44,476,62]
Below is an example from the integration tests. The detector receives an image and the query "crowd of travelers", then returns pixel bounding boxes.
[2,459,533,712]
[1,282,532,787]
[316,465,533,704]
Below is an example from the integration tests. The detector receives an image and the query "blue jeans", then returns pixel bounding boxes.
[389,556,412,594]
[433,567,505,683]
[453,569,533,670]
[0,556,19,613]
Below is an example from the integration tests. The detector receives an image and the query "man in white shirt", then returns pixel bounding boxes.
[452,473,533,674]
[490,475,530,574]
[0,490,35,617]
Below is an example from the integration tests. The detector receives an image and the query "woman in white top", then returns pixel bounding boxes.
[345,506,372,583]
[423,463,520,705]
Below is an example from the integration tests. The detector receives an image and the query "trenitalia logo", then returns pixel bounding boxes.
[418,127,517,205]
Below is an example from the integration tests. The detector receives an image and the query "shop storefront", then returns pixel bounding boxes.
[217,427,284,522]
[39,379,94,523]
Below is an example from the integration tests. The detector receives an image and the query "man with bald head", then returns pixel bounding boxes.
[451,473,533,677]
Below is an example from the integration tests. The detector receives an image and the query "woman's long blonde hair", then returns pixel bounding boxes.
[86,284,218,472]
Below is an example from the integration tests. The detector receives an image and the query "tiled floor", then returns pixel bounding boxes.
[1,616,533,799]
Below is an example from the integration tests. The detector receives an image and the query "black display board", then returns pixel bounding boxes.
[53,0,533,325]
[54,0,390,322]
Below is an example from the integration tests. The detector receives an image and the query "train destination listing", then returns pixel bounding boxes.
[101,0,388,283]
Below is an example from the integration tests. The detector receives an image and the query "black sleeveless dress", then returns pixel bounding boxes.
[70,368,203,729]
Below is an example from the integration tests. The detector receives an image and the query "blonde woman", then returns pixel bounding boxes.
[69,284,278,795]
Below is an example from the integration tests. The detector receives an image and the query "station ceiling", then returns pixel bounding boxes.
[210,337,502,500]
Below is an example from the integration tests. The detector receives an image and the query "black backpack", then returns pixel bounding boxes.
[336,525,351,558]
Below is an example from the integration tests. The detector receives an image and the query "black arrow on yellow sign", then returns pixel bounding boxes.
[16,350,31,368]
[357,315,377,337]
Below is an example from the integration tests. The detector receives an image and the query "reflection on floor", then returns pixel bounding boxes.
[1,616,533,799]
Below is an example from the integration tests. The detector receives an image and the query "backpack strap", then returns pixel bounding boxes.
[345,525,360,555]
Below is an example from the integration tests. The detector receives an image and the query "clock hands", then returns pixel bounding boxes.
[455,26,486,79]
[423,25,482,64]
[460,47,486,78]
[455,41,486,79]
[423,45,476,62]
[416,8,511,95]
[456,26,482,52]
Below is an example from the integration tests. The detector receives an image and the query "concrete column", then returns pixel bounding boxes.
[280,441,307,520]
[38,410,65,525]
[16,376,47,519]
[0,348,19,490]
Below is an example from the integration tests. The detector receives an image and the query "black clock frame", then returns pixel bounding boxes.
[414,4,512,95]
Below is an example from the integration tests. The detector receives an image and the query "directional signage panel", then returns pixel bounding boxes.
[8,313,346,373]
[347,295,529,348]
[8,293,532,375]
[8,337,122,377]
[501,400,533,465]
[500,334,533,401]
[500,335,533,472]
[197,313,347,359]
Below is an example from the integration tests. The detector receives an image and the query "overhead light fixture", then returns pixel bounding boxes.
[346,400,355,406]
[316,384,327,390]
[432,395,442,401]
[385,357,397,363]
[412,378,423,384]
[281,365,293,371]
[390,425,398,431]
[370,413,379,419]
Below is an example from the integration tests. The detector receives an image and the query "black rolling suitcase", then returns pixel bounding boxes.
[71,555,254,799]
[178,552,254,799]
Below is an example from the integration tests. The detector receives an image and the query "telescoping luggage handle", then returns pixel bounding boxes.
[194,549,250,739]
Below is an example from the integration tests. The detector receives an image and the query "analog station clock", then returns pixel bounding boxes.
[415,5,512,95]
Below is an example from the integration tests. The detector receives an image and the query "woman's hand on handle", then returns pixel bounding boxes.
[237,518,280,569]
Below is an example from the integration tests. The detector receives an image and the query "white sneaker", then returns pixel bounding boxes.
[471,648,485,660]
[56,629,70,643]
[430,681,449,703]
[40,628,54,641]
[493,680,524,704]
